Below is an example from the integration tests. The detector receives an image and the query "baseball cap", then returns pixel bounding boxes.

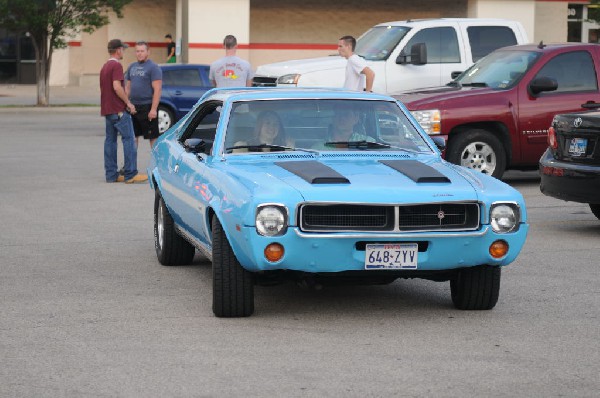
[107,39,128,51]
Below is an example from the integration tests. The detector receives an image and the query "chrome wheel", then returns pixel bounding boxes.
[157,199,165,249]
[158,108,173,133]
[459,141,497,175]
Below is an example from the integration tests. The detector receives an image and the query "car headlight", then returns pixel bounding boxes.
[256,205,288,236]
[410,109,441,135]
[277,74,301,85]
[490,203,520,233]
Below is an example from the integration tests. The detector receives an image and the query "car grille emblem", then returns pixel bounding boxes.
[437,210,445,220]
[573,117,583,128]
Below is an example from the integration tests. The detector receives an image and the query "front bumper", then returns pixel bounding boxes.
[539,149,600,204]
[232,224,529,273]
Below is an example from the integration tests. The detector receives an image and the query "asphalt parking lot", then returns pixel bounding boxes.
[1,104,599,397]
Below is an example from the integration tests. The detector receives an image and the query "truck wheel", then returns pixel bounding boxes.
[212,217,254,317]
[447,129,507,179]
[154,192,195,266]
[450,265,501,310]
[158,105,174,134]
[590,204,600,220]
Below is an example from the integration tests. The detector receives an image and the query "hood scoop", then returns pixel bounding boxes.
[380,160,450,183]
[276,161,350,184]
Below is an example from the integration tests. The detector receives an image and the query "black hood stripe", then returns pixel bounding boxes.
[380,160,450,183]
[275,161,350,184]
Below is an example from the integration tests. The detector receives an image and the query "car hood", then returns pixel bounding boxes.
[394,85,495,109]
[255,56,346,77]
[223,156,481,204]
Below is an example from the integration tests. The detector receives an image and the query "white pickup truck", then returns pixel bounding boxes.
[253,18,529,94]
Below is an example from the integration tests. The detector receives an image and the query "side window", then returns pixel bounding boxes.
[404,27,460,64]
[163,69,203,87]
[181,102,222,153]
[467,26,518,62]
[535,51,598,93]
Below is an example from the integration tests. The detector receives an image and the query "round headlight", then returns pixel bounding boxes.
[490,204,518,233]
[256,206,287,236]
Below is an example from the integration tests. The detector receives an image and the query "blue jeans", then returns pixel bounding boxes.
[104,112,138,182]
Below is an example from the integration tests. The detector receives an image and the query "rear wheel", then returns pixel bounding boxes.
[450,265,501,310]
[158,105,175,133]
[447,129,507,179]
[212,217,254,317]
[590,204,600,220]
[154,192,195,265]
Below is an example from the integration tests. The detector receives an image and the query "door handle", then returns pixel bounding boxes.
[174,90,182,96]
[581,101,600,109]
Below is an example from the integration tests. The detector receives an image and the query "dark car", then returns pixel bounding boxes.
[539,110,600,220]
[158,63,212,133]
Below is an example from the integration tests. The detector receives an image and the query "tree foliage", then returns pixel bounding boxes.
[589,1,600,24]
[0,0,132,105]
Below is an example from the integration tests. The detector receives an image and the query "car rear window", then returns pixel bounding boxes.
[467,26,518,62]
[163,69,205,87]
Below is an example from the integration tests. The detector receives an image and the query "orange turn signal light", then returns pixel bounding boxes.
[489,240,508,259]
[264,243,284,262]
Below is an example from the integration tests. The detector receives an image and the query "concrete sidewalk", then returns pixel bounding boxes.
[0,84,100,107]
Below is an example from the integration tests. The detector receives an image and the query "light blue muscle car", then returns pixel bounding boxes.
[148,88,528,317]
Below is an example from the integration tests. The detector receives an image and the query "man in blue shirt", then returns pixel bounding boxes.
[125,41,163,147]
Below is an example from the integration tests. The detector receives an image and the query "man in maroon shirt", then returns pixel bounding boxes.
[100,39,147,183]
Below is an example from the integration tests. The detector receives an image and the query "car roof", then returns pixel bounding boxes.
[158,63,209,69]
[374,18,520,27]
[497,42,600,53]
[202,87,397,102]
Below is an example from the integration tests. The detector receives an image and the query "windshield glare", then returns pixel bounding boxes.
[224,99,433,154]
[456,50,541,89]
[355,26,410,61]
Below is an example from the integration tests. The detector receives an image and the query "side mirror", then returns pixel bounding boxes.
[529,76,558,96]
[183,138,211,154]
[396,43,427,65]
[450,71,463,80]
[431,136,446,151]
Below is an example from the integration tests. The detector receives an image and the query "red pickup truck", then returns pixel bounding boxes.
[395,43,600,178]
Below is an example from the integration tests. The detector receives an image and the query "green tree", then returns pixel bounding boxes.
[589,1,600,24]
[0,0,131,106]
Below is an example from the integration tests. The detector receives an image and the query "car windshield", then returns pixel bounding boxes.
[454,50,541,90]
[355,26,411,61]
[223,99,433,154]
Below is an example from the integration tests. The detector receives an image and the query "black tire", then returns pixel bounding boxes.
[450,265,501,310]
[154,192,195,266]
[212,217,254,317]
[590,204,600,220]
[158,105,175,134]
[446,129,507,179]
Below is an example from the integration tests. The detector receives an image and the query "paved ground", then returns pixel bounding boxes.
[1,94,599,397]
[0,84,100,106]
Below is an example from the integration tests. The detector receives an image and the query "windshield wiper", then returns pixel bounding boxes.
[226,144,294,152]
[461,82,488,87]
[324,140,391,150]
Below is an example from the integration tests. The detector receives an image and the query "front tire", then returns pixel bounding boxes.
[450,265,501,310]
[154,192,195,265]
[590,204,600,220]
[212,217,254,317]
[158,105,175,134]
[447,129,507,179]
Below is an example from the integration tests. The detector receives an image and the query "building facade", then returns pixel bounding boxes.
[0,0,593,86]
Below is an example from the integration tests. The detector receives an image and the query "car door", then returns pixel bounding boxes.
[517,50,600,165]
[162,67,212,119]
[167,101,221,242]
[388,26,463,92]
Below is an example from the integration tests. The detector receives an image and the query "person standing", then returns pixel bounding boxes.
[99,39,147,184]
[209,35,254,88]
[337,35,375,92]
[165,34,176,63]
[125,41,163,148]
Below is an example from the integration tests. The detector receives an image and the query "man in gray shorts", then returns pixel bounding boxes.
[125,41,163,147]
[209,35,254,88]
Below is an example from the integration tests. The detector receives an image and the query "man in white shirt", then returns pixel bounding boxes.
[338,35,375,92]
[209,35,254,88]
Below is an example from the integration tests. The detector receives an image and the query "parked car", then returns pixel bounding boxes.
[539,110,600,219]
[396,42,600,179]
[158,63,211,133]
[148,87,529,317]
[253,18,528,94]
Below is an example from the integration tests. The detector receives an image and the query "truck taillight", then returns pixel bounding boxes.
[547,126,558,150]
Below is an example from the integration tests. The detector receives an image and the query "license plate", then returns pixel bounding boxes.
[568,138,587,156]
[365,243,418,270]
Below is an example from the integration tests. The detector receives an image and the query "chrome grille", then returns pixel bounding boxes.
[299,202,480,232]
[252,76,277,87]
